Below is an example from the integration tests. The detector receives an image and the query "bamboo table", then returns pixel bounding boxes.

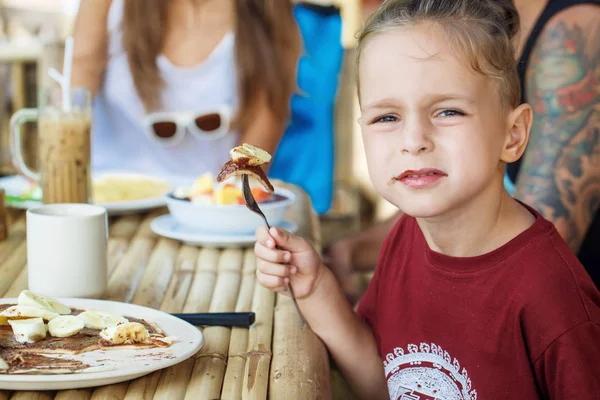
[0,184,331,399]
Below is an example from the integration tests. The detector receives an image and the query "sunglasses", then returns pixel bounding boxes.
[141,106,232,146]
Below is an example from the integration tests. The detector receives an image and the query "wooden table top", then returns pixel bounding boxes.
[0,184,331,400]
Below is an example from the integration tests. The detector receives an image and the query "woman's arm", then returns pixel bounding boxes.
[238,93,283,161]
[236,0,301,168]
[514,5,600,253]
[70,0,112,96]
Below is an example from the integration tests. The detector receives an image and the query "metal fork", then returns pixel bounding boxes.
[241,175,306,327]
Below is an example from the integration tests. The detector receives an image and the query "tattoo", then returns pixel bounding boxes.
[515,14,600,252]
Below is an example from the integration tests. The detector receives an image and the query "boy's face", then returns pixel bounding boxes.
[359,24,512,218]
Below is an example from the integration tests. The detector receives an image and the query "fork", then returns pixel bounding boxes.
[241,175,306,328]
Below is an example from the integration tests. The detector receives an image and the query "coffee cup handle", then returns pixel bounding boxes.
[10,108,40,183]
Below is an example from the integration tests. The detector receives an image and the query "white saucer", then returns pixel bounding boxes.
[150,214,298,248]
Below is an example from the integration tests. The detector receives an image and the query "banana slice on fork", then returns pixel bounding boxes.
[229,143,272,166]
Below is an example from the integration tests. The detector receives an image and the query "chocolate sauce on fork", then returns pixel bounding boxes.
[216,157,274,193]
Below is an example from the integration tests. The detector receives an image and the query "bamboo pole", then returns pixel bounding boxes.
[4,267,27,297]
[90,382,129,400]
[125,239,197,400]
[104,237,155,303]
[269,296,331,400]
[0,218,25,266]
[107,238,129,278]
[10,392,53,400]
[0,242,26,296]
[10,63,26,112]
[184,249,243,400]
[158,245,199,313]
[6,209,19,226]
[123,370,161,400]
[135,210,166,239]
[151,245,200,400]
[221,250,257,399]
[130,238,180,309]
[150,248,219,400]
[223,356,247,399]
[241,283,275,400]
[269,185,331,399]
[109,215,143,239]
[53,390,92,400]
[182,248,220,314]
[184,356,226,400]
[87,215,162,399]
[152,358,195,400]
[90,212,165,399]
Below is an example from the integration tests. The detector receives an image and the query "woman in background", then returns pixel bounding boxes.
[71,0,301,178]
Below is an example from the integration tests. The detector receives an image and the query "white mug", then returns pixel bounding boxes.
[26,204,108,298]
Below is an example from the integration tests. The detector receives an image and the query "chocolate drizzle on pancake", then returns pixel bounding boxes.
[0,348,90,374]
[0,303,170,375]
[0,325,100,354]
[217,158,274,193]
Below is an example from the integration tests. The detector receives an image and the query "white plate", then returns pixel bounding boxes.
[151,214,298,248]
[0,298,204,390]
[0,172,171,216]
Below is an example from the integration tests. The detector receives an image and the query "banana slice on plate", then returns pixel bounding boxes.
[48,315,85,338]
[229,143,272,166]
[77,310,129,330]
[1,305,59,322]
[0,356,8,371]
[100,322,149,344]
[8,317,47,343]
[18,290,71,315]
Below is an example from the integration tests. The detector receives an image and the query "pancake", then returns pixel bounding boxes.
[0,349,90,374]
[0,304,168,355]
[0,294,174,375]
[0,325,100,354]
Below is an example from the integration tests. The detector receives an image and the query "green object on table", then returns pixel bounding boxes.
[5,186,42,203]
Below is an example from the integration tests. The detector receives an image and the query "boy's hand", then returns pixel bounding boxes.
[254,226,324,299]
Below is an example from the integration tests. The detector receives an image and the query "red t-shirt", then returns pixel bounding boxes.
[356,207,600,399]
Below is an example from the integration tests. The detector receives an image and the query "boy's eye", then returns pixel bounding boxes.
[374,115,398,123]
[437,109,465,118]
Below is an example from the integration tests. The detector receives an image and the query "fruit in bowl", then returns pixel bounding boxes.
[172,173,279,205]
[166,172,294,234]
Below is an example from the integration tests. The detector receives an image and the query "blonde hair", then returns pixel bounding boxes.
[357,0,521,108]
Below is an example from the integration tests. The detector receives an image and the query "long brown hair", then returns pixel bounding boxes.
[122,0,301,131]
[358,0,521,108]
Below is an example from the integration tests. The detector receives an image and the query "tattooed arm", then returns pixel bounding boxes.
[515,5,600,253]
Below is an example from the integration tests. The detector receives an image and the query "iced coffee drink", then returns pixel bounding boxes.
[38,112,92,204]
[10,87,93,204]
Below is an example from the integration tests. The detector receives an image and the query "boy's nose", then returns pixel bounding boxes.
[400,121,433,155]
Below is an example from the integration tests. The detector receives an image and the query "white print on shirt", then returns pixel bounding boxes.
[384,342,477,400]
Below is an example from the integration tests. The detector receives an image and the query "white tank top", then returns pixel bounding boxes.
[91,0,239,180]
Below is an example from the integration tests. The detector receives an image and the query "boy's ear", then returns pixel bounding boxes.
[501,103,532,163]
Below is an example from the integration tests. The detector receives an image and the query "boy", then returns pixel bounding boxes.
[254,1,600,398]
